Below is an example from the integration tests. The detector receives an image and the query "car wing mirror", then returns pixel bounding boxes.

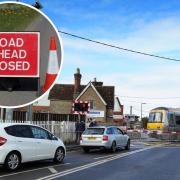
[52,135,58,141]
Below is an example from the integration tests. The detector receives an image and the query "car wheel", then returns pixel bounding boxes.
[83,147,90,153]
[54,147,65,163]
[4,152,21,171]
[125,139,130,150]
[111,141,116,153]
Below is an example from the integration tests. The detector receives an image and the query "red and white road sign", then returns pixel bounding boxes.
[0,32,40,77]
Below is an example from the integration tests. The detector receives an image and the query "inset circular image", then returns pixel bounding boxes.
[0,1,63,107]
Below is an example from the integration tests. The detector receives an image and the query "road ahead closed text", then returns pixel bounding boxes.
[0,32,39,77]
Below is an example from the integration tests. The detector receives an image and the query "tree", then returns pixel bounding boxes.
[141,117,148,129]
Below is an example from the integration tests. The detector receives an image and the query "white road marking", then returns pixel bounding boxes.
[0,163,71,178]
[48,167,58,174]
[38,145,163,180]
[94,154,115,160]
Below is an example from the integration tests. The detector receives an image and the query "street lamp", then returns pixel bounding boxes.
[141,103,146,121]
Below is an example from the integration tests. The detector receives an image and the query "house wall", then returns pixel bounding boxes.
[78,86,108,123]
[49,85,114,124]
[50,100,72,114]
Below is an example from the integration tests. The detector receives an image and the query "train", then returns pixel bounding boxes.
[147,107,180,134]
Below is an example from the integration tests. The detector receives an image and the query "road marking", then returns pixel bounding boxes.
[38,145,162,180]
[0,163,71,178]
[48,167,58,174]
[94,154,115,160]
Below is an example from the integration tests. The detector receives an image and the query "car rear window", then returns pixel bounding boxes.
[4,125,33,138]
[83,128,105,135]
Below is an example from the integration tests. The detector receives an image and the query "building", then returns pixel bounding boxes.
[49,68,123,124]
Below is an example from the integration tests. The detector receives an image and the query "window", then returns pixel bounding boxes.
[175,115,180,125]
[83,128,104,135]
[169,114,174,126]
[5,125,33,138]
[90,100,94,109]
[31,126,50,139]
[149,112,162,122]
[106,128,114,135]
[113,128,123,135]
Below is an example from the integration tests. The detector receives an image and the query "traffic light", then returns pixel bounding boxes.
[72,101,90,114]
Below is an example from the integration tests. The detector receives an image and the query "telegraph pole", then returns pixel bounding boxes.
[141,103,146,121]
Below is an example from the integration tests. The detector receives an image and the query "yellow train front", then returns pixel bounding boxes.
[147,107,180,135]
[147,107,165,134]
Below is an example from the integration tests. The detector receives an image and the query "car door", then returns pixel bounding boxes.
[30,126,56,160]
[8,125,37,162]
[114,128,124,147]
[117,128,127,146]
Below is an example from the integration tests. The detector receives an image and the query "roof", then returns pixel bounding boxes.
[152,107,180,112]
[86,125,117,129]
[76,82,107,106]
[49,83,114,108]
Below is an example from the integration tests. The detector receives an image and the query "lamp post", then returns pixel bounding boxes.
[141,103,146,121]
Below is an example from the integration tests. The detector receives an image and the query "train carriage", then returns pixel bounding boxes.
[147,107,180,134]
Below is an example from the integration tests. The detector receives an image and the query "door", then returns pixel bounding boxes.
[30,126,56,160]
[6,125,37,162]
[113,128,125,147]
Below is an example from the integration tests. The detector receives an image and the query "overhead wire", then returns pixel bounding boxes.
[58,30,180,62]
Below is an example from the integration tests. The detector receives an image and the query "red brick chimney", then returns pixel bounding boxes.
[73,68,82,99]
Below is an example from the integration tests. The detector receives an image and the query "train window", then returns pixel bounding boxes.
[175,115,180,125]
[169,114,174,126]
[149,112,162,122]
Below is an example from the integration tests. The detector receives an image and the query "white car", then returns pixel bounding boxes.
[0,123,66,171]
[80,126,130,153]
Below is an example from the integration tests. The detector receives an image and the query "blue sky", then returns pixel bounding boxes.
[1,0,180,116]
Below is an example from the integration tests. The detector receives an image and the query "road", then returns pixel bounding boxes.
[1,142,180,180]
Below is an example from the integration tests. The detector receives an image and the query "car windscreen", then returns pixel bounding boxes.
[83,128,105,135]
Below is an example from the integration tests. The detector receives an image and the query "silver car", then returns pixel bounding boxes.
[80,126,130,153]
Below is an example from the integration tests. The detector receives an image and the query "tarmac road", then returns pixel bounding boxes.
[0,142,175,180]
[0,13,62,107]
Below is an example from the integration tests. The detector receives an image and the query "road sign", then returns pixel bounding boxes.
[0,32,40,77]
[87,110,105,118]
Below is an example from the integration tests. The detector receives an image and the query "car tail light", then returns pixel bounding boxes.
[0,137,7,146]
[103,135,108,141]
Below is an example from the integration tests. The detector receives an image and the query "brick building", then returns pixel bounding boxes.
[49,68,124,124]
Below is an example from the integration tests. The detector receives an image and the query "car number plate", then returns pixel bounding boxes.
[88,137,96,140]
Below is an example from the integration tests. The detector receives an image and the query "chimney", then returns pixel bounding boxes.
[73,68,82,99]
[92,77,103,86]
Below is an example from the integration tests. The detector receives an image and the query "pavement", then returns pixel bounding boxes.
[0,141,176,180]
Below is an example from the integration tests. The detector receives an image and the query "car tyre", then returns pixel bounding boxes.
[4,152,21,171]
[125,139,130,150]
[54,147,65,163]
[111,141,116,153]
[83,147,90,153]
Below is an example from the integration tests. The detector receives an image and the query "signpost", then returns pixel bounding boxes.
[0,32,40,91]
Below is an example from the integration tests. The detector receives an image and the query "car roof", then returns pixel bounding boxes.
[0,123,41,128]
[87,125,117,129]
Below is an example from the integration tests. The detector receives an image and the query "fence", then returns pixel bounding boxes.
[1,111,86,145]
